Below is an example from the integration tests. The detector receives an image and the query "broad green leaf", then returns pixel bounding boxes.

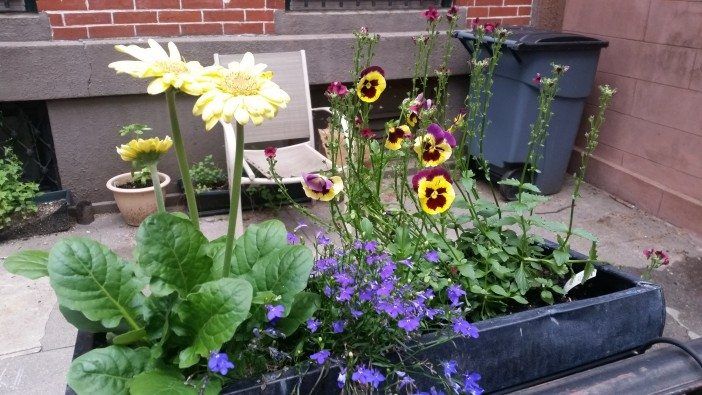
[275,292,321,337]
[540,290,554,304]
[67,346,149,395]
[176,278,253,368]
[218,219,287,277]
[3,250,49,279]
[514,264,529,294]
[130,370,221,395]
[136,213,211,296]
[470,285,488,295]
[457,263,477,280]
[360,217,374,238]
[113,328,147,345]
[169,212,190,221]
[246,245,313,302]
[490,284,510,297]
[511,295,529,304]
[48,237,143,329]
[497,178,541,194]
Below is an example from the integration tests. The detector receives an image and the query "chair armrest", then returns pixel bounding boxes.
[311,106,332,114]
[311,107,349,134]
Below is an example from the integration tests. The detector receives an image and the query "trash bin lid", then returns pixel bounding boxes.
[454,27,608,51]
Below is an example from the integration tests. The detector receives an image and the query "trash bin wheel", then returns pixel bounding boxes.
[498,167,524,201]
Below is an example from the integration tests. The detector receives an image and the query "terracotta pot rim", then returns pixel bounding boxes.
[106,172,171,194]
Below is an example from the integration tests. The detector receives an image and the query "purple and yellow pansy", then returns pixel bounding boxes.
[412,167,455,215]
[413,123,457,167]
[301,173,344,201]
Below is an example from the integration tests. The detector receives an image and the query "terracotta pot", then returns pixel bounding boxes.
[106,172,170,226]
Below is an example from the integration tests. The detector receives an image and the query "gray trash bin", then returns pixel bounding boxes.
[454,27,608,197]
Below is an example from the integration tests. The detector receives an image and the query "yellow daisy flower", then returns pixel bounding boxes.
[301,173,344,201]
[385,124,411,151]
[356,66,387,103]
[192,52,291,130]
[108,39,205,96]
[412,167,455,215]
[116,136,173,164]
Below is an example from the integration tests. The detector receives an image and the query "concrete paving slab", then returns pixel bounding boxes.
[0,346,74,395]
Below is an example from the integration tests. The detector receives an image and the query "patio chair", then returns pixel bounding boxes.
[215,50,334,235]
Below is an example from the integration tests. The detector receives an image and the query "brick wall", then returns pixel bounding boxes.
[36,0,282,40]
[563,0,702,234]
[455,0,532,26]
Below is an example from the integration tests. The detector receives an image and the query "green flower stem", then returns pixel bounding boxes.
[222,122,245,278]
[148,163,166,213]
[165,89,199,230]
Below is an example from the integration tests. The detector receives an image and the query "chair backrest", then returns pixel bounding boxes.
[214,50,314,145]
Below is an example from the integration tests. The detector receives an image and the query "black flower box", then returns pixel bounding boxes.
[0,189,73,241]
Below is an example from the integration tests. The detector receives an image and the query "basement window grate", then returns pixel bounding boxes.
[0,102,61,192]
[0,0,37,12]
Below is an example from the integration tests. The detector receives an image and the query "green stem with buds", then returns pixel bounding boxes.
[222,122,245,278]
[165,89,199,230]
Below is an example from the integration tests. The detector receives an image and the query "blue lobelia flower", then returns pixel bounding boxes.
[208,351,235,375]
[337,367,348,388]
[265,304,285,321]
[447,285,466,307]
[463,371,484,395]
[309,349,331,365]
[286,232,300,245]
[452,318,479,338]
[332,320,346,333]
[306,318,320,333]
[441,360,458,377]
[398,316,421,333]
[316,231,332,245]
[351,365,385,388]
[424,250,440,263]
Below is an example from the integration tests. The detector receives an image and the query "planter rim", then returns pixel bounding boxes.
[106,172,170,194]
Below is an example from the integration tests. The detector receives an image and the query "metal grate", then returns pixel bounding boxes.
[0,0,37,12]
[0,102,61,191]
[287,0,452,11]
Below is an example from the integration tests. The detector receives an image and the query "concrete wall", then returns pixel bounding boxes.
[560,0,702,235]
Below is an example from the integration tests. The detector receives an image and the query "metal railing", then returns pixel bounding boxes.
[287,0,452,11]
[0,0,37,12]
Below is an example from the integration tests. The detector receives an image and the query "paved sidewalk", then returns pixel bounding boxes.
[0,177,700,394]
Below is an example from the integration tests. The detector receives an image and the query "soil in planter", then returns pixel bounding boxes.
[0,200,71,240]
[118,180,153,189]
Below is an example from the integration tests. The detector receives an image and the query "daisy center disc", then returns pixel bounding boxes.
[154,60,188,74]
[222,71,261,96]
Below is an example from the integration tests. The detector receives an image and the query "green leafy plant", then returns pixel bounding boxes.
[3,215,315,394]
[119,123,152,138]
[0,147,39,228]
[190,155,226,193]
[130,167,152,188]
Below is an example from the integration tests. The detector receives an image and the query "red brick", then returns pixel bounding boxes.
[500,16,530,25]
[518,6,531,16]
[488,6,519,17]
[64,12,112,25]
[225,0,265,8]
[474,0,502,6]
[37,0,86,11]
[47,13,64,26]
[181,0,223,8]
[203,10,245,22]
[266,0,284,9]
[181,23,224,35]
[52,26,88,40]
[158,10,202,23]
[504,0,531,5]
[135,0,179,8]
[454,0,472,5]
[223,22,263,34]
[88,24,135,38]
[246,9,273,21]
[467,7,489,18]
[88,0,134,10]
[263,21,274,34]
[113,11,157,23]
[136,23,180,36]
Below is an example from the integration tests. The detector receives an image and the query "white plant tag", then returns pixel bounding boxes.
[563,269,597,295]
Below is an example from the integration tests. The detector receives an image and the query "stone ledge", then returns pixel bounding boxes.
[0,31,470,102]
[0,13,51,42]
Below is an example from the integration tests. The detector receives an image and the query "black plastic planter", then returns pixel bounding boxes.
[68,254,665,394]
[177,180,310,217]
[0,189,73,241]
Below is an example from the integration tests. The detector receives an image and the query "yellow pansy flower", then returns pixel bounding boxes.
[385,125,411,151]
[412,167,455,215]
[413,123,456,167]
[356,66,387,103]
[301,173,344,201]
